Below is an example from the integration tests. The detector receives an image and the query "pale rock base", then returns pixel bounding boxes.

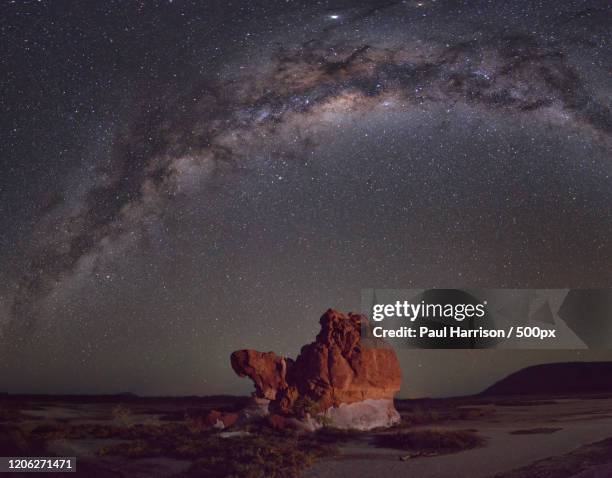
[321,399,400,430]
[237,397,270,426]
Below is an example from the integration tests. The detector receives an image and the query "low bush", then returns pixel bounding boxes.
[376,428,485,454]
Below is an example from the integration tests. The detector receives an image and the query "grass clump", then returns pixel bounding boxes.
[96,422,336,477]
[182,435,320,478]
[33,422,186,440]
[315,426,362,444]
[376,428,485,455]
[0,425,47,456]
[0,406,29,423]
[509,427,562,435]
[398,404,495,427]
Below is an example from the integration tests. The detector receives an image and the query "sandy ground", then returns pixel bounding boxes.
[4,396,612,477]
[8,400,195,477]
[305,398,612,478]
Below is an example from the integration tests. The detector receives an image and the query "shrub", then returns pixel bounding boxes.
[509,427,562,435]
[399,405,495,427]
[315,427,362,443]
[375,428,485,454]
[184,436,315,478]
[111,405,133,426]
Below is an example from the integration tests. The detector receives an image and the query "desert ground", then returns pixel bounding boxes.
[307,396,612,478]
[2,394,612,477]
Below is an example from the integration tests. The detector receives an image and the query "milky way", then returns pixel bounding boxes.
[1,0,611,396]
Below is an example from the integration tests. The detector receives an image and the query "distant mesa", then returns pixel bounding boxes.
[482,361,612,397]
[231,309,402,431]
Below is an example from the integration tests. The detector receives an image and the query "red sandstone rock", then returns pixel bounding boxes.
[202,410,239,429]
[230,350,292,401]
[203,410,222,427]
[231,309,402,423]
[219,412,239,428]
[267,413,288,430]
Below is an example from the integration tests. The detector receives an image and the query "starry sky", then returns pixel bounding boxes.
[1,0,611,397]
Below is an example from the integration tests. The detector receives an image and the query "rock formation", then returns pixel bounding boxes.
[231,309,402,430]
[201,410,239,430]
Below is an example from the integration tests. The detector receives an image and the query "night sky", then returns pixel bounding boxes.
[1,0,611,397]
